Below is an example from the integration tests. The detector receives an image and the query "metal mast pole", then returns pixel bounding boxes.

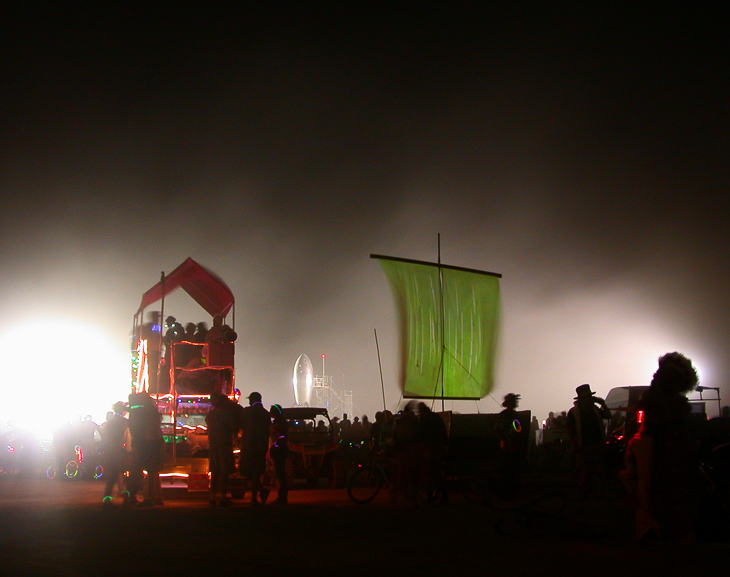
[374,329,387,410]
[158,271,165,401]
[438,234,445,413]
[159,271,177,465]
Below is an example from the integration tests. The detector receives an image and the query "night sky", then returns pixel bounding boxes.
[1,5,728,424]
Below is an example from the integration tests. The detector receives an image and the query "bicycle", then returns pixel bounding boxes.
[347,447,394,504]
[348,446,448,506]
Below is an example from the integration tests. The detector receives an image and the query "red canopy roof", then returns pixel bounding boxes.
[136,258,234,318]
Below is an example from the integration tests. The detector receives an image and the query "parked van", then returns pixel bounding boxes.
[604,385,650,443]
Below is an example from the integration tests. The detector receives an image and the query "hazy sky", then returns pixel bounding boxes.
[1,5,728,423]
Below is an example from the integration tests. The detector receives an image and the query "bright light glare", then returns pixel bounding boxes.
[0,319,131,439]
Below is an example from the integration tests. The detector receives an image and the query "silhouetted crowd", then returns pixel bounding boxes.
[3,350,728,545]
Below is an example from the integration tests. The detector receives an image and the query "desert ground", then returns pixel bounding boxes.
[1,469,727,577]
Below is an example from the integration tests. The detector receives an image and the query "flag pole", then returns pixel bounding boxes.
[374,328,387,410]
[438,233,445,412]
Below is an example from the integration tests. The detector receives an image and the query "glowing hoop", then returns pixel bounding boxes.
[65,461,79,478]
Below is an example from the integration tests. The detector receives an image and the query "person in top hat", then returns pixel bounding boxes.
[566,384,611,498]
[496,393,523,496]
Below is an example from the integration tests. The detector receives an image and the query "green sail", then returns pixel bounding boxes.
[373,255,501,400]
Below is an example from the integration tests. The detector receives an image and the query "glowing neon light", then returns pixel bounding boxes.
[75,445,83,463]
[512,419,522,433]
[136,339,149,394]
[65,461,79,478]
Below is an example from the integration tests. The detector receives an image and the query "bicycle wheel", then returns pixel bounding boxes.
[348,466,383,504]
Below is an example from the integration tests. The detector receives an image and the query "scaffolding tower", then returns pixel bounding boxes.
[311,374,353,418]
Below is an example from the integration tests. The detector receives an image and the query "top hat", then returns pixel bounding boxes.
[574,384,596,399]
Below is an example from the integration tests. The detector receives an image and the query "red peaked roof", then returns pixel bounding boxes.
[136,258,234,318]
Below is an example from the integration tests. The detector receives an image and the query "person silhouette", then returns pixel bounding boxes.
[269,404,289,505]
[239,392,271,505]
[622,352,700,544]
[566,384,611,499]
[206,392,238,506]
[496,393,522,497]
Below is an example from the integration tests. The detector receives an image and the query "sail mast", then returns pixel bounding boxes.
[438,234,445,412]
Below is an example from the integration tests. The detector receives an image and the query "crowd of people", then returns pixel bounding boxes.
[138,313,238,394]
[94,389,292,508]
[98,392,164,507]
[16,349,725,546]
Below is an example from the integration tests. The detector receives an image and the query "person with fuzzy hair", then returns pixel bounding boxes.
[622,352,700,544]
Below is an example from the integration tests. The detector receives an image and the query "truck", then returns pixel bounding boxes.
[132,257,236,484]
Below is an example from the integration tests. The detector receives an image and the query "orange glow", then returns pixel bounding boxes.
[136,339,149,394]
